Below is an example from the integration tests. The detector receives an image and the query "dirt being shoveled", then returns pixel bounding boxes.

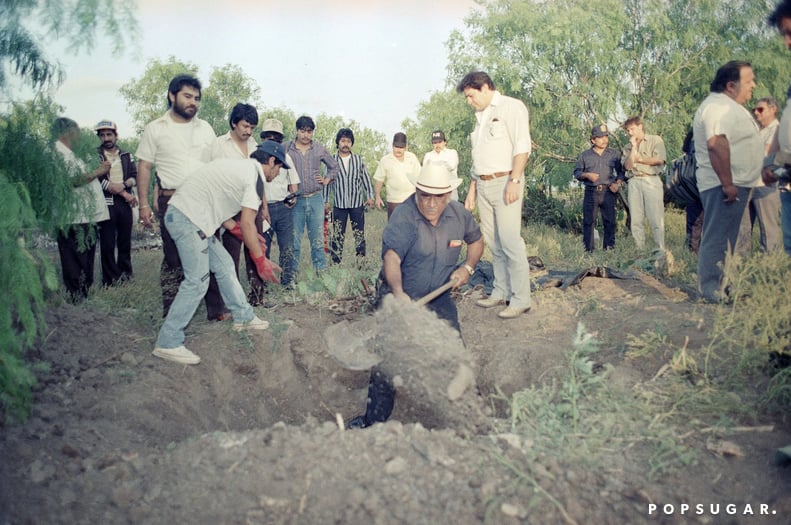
[1,274,791,524]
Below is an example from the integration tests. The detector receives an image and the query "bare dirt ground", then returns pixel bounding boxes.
[1,259,791,524]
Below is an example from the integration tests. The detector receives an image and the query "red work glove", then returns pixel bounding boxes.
[253,254,281,284]
[227,221,244,241]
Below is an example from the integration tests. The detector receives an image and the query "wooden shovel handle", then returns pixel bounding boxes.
[415,277,460,307]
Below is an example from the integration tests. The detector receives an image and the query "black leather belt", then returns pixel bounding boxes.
[586,184,608,192]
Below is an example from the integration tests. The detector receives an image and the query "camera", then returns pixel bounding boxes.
[773,166,791,186]
[283,192,298,208]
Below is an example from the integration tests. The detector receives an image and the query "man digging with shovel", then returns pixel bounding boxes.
[345,164,483,428]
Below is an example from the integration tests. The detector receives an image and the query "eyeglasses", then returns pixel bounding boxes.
[754,107,766,113]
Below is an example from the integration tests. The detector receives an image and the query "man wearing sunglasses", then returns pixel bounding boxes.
[736,98,781,253]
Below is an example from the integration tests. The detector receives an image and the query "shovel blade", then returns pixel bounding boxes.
[323,319,382,371]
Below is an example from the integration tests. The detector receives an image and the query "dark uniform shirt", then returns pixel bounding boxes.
[382,195,481,299]
[573,147,625,187]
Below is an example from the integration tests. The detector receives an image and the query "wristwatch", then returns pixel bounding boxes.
[463,263,475,275]
[510,177,521,184]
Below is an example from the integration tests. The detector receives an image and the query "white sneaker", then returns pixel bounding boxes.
[233,316,270,331]
[152,345,201,365]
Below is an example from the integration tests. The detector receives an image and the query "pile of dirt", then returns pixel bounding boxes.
[1,274,790,524]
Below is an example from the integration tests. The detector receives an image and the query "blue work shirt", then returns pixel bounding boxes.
[573,147,625,187]
[382,195,482,300]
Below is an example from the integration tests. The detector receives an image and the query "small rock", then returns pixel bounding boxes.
[385,456,407,474]
[501,502,526,518]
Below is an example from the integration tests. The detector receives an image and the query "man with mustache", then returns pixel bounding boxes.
[135,74,228,321]
[327,127,374,264]
[206,103,274,306]
[94,120,138,285]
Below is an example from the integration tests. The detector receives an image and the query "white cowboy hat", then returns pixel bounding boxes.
[415,164,462,195]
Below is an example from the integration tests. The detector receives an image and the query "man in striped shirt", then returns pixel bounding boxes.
[326,128,374,264]
[285,116,339,272]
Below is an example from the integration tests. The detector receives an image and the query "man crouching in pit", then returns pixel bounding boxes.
[152,141,287,365]
[346,164,483,428]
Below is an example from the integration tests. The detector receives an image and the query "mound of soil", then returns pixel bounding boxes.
[1,273,790,524]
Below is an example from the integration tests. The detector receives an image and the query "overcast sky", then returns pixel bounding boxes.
[44,0,480,138]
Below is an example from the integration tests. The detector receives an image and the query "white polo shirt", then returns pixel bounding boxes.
[135,111,216,190]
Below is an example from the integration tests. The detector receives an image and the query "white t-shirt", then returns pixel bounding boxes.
[423,148,460,200]
[169,159,263,235]
[135,111,216,190]
[263,152,300,202]
[693,92,762,193]
[56,141,109,224]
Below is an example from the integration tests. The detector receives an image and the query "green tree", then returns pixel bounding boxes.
[0,1,138,423]
[433,0,791,193]
[0,0,137,93]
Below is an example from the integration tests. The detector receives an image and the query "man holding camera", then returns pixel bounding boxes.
[260,118,300,288]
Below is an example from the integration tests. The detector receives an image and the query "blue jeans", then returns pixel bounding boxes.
[781,190,791,256]
[264,201,296,286]
[156,206,255,349]
[292,192,327,271]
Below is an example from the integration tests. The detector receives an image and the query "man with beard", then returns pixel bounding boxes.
[285,115,339,273]
[136,74,229,321]
[94,120,138,285]
[205,103,273,306]
[327,127,374,264]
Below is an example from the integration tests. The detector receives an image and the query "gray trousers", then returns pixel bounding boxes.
[698,185,752,302]
[735,185,781,253]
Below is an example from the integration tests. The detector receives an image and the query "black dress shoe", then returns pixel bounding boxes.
[345,415,368,429]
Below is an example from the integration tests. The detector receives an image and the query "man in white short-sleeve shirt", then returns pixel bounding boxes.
[458,71,533,319]
[692,61,762,302]
[135,74,225,320]
[153,141,289,365]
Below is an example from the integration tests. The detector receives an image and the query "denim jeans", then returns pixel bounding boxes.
[264,201,296,286]
[155,206,255,349]
[780,189,791,255]
[292,192,327,271]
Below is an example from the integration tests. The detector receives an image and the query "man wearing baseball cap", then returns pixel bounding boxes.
[259,118,300,289]
[152,141,287,365]
[422,129,460,201]
[94,120,138,285]
[346,163,483,428]
[573,124,626,251]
